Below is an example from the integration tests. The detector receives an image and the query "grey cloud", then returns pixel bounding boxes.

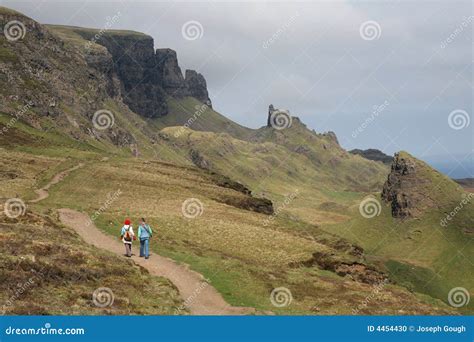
[3,0,473,176]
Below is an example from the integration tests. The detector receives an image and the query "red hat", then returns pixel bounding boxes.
[124,218,131,225]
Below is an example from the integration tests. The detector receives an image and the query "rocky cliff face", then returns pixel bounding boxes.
[0,10,134,145]
[76,31,211,118]
[184,69,211,105]
[382,153,417,218]
[382,152,468,219]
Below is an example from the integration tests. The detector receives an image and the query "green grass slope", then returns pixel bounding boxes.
[153,97,255,140]
[156,107,388,227]
[0,141,455,315]
[320,152,473,313]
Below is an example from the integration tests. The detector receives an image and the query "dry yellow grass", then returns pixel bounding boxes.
[38,160,326,267]
[1,149,457,314]
[0,148,65,199]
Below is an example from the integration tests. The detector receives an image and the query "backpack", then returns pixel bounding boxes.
[123,226,132,242]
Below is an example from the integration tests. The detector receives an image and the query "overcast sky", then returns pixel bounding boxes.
[3,0,473,177]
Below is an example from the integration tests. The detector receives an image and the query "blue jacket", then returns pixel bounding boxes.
[138,224,152,239]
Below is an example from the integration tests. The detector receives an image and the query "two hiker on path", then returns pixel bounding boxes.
[120,218,153,259]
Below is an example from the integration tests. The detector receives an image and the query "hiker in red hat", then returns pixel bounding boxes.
[120,218,135,257]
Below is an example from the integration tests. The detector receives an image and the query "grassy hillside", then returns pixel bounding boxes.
[0,140,451,315]
[0,213,183,315]
[0,149,183,315]
[154,97,255,140]
[156,111,388,227]
[319,152,474,313]
[0,7,470,316]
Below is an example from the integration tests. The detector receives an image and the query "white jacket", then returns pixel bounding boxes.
[121,225,135,244]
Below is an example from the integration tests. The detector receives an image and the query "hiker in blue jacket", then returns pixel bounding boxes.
[137,218,153,259]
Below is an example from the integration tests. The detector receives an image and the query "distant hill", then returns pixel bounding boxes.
[349,148,393,165]
[454,178,474,192]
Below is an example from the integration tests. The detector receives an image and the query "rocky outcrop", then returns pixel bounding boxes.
[322,131,339,146]
[190,149,211,170]
[267,104,275,127]
[155,48,187,96]
[266,104,291,128]
[214,195,274,215]
[211,173,252,196]
[203,169,273,214]
[381,153,418,218]
[301,251,387,285]
[184,70,211,106]
[350,149,393,165]
[75,31,212,118]
[382,152,467,219]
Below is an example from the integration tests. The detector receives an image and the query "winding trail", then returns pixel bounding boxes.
[58,209,254,315]
[32,162,254,314]
[29,163,84,203]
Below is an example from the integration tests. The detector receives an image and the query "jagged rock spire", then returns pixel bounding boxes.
[267,104,275,127]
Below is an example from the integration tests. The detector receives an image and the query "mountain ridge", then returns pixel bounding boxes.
[46,24,212,118]
[349,148,393,165]
[1,6,472,314]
